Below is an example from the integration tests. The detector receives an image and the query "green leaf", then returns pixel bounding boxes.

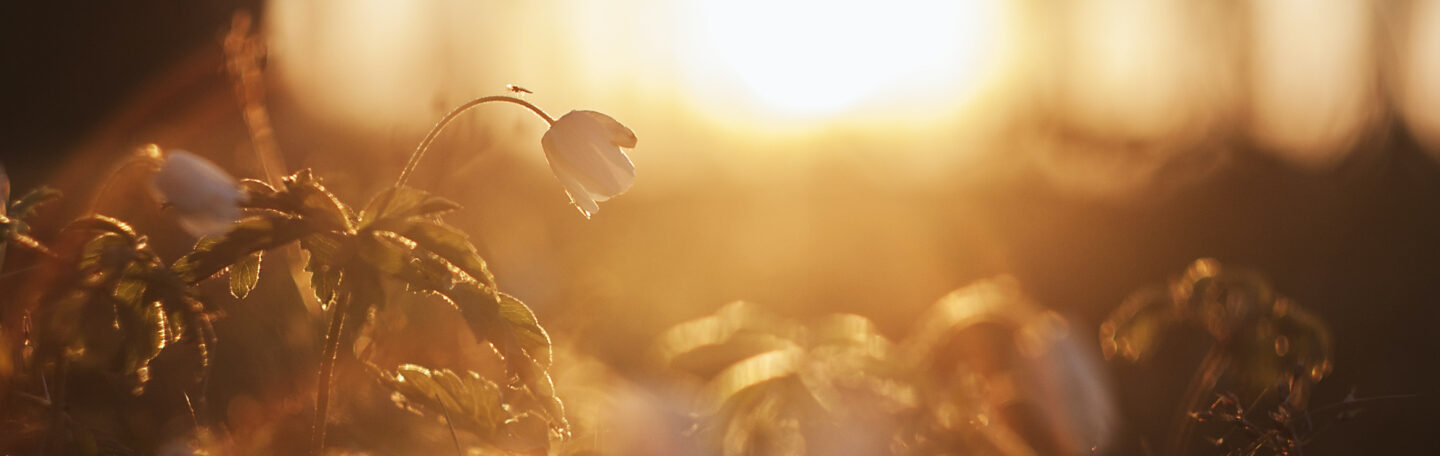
[699,348,804,414]
[300,232,349,265]
[654,301,801,374]
[310,267,342,309]
[300,232,351,307]
[165,310,188,345]
[237,178,291,213]
[79,232,134,272]
[360,231,471,299]
[496,292,552,369]
[113,277,148,308]
[355,231,416,277]
[437,279,499,340]
[358,186,462,229]
[119,300,169,395]
[66,214,139,241]
[6,232,54,257]
[8,187,61,221]
[397,219,496,288]
[812,313,892,353]
[434,282,565,431]
[405,252,460,293]
[374,364,505,438]
[229,251,263,299]
[347,265,385,329]
[172,213,310,283]
[519,353,567,432]
[282,169,354,232]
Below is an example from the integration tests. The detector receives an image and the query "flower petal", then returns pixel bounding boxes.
[149,150,242,237]
[574,110,637,148]
[539,110,639,218]
[542,113,635,197]
[544,147,601,218]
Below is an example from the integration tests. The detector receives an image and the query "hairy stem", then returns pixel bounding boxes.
[311,295,350,456]
[84,147,163,215]
[394,95,555,189]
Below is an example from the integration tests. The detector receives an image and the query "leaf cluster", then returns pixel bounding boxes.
[654,302,920,456]
[655,279,1120,456]
[168,170,564,451]
[65,215,216,394]
[1099,259,1334,406]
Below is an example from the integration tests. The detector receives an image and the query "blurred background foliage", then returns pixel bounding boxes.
[4,0,1440,454]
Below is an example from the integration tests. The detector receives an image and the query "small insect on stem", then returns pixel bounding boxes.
[506,84,534,95]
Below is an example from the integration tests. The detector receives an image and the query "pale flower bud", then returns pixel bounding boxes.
[147,150,243,237]
[540,110,638,218]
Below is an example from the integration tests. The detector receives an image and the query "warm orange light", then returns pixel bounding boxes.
[692,0,1002,115]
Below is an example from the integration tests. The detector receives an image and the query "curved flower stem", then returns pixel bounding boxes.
[311,294,350,456]
[394,95,556,189]
[84,146,163,215]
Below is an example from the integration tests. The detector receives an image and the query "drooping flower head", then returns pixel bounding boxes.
[147,150,243,237]
[540,110,638,218]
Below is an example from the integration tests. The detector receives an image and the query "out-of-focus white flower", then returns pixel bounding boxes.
[148,150,243,237]
[540,110,638,218]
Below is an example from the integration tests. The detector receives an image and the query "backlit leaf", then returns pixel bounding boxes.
[358,186,461,228]
[374,364,505,438]
[397,219,496,288]
[435,282,567,435]
[699,348,804,414]
[655,301,802,375]
[67,214,139,241]
[355,231,416,277]
[8,186,61,221]
[300,232,351,307]
[172,213,309,283]
[120,300,168,395]
[496,292,552,368]
[112,277,148,309]
[282,169,353,232]
[238,178,290,213]
[79,232,134,272]
[228,251,262,299]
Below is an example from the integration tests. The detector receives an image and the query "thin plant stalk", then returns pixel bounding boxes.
[308,95,554,454]
[436,392,464,455]
[310,294,351,456]
[394,95,555,189]
[1167,345,1230,456]
[370,95,555,230]
[83,146,162,216]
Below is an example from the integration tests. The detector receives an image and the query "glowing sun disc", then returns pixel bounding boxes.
[697,0,999,114]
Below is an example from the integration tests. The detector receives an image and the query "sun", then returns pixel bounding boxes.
[694,0,1001,115]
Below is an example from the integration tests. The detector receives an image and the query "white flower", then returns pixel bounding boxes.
[540,110,638,218]
[148,150,243,237]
